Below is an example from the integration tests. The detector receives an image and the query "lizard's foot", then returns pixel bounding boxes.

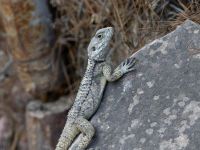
[120,57,137,73]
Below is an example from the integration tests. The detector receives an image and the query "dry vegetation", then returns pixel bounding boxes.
[51,0,200,93]
[0,0,199,149]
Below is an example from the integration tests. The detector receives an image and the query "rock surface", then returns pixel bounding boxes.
[26,97,73,150]
[89,20,200,150]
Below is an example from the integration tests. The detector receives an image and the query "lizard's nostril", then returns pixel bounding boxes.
[92,47,96,51]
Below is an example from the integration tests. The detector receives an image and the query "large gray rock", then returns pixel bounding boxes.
[89,20,200,150]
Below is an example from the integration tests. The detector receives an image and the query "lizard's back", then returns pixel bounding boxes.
[68,61,107,122]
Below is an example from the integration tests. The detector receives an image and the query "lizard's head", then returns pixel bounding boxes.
[87,27,113,61]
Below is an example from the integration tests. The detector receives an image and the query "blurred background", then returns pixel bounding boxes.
[0,0,199,149]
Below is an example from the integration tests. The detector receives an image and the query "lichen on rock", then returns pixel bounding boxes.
[89,20,200,150]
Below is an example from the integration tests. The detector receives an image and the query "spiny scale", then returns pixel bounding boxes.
[75,59,96,113]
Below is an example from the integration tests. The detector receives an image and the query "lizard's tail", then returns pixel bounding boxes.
[56,123,79,150]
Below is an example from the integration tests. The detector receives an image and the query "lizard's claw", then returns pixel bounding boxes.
[121,57,137,73]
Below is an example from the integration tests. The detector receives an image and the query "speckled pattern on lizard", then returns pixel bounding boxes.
[56,27,137,150]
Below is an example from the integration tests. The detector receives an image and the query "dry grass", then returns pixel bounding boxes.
[0,0,199,95]
[168,0,200,27]
[0,0,199,148]
[50,0,200,93]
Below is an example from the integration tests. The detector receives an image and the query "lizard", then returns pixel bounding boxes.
[56,27,137,150]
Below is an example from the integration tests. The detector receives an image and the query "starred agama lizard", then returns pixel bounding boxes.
[56,27,137,150]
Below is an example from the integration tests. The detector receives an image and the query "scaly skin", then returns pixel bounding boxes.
[56,27,137,150]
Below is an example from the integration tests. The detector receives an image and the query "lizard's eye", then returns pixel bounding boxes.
[97,34,102,38]
[96,32,103,39]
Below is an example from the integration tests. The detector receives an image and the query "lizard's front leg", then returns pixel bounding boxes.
[103,57,137,82]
